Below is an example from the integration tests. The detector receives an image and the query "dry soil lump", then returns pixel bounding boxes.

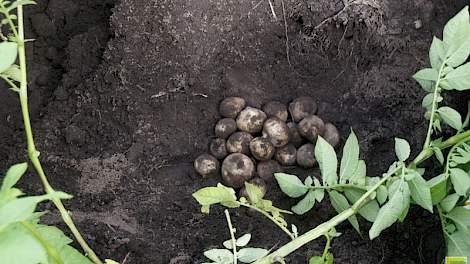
[221,153,255,188]
[298,115,325,143]
[262,117,290,147]
[219,97,246,119]
[236,107,267,134]
[249,137,275,161]
[215,118,237,139]
[194,154,219,178]
[289,96,318,122]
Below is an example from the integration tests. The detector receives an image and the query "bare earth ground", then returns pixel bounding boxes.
[0,0,469,263]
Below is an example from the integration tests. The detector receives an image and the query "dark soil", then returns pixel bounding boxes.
[1,0,469,263]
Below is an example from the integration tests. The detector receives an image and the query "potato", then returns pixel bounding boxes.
[226,132,253,154]
[262,101,288,121]
[239,177,267,200]
[287,122,303,147]
[219,97,246,118]
[215,118,237,139]
[210,138,228,159]
[275,144,297,166]
[236,107,267,134]
[298,115,325,143]
[249,137,275,161]
[296,143,316,168]
[194,154,219,178]
[262,117,290,147]
[257,160,282,182]
[323,122,340,148]
[289,96,318,122]
[222,153,255,188]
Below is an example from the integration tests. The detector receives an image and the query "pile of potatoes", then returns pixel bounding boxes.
[194,96,340,194]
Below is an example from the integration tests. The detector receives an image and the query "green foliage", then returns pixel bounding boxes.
[394,138,411,161]
[315,136,338,186]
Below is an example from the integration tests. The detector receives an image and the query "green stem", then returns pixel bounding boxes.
[224,210,237,264]
[309,184,368,192]
[423,61,446,149]
[15,6,103,264]
[21,221,64,264]
[320,234,331,261]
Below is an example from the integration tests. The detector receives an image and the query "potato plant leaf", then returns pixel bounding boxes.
[407,171,433,212]
[446,230,470,260]
[329,190,360,233]
[376,185,388,205]
[192,184,238,213]
[413,68,439,92]
[0,42,18,73]
[315,136,338,186]
[238,248,269,263]
[444,62,470,91]
[274,173,308,198]
[428,174,448,205]
[438,107,463,130]
[339,130,359,183]
[349,160,366,185]
[245,182,263,204]
[446,206,470,234]
[203,249,233,263]
[292,190,316,215]
[440,193,460,213]
[0,162,27,193]
[344,189,379,222]
[443,6,470,67]
[429,37,446,69]
[394,138,411,161]
[449,168,470,195]
[0,223,48,264]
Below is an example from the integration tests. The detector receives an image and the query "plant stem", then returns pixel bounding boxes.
[423,61,446,149]
[309,183,369,192]
[21,221,64,264]
[320,234,331,261]
[225,210,237,264]
[15,6,103,264]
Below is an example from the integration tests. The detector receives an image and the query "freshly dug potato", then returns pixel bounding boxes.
[323,122,340,148]
[194,154,219,178]
[298,115,325,143]
[275,144,297,166]
[289,96,318,122]
[219,97,246,118]
[287,122,303,147]
[296,143,316,168]
[262,101,288,121]
[239,177,267,200]
[236,107,267,134]
[210,138,228,159]
[257,160,282,182]
[215,118,237,139]
[262,117,290,147]
[222,153,255,188]
[249,137,275,161]
[226,132,253,154]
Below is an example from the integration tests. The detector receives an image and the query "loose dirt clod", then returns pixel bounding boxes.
[226,132,254,154]
[236,107,267,134]
[263,117,290,147]
[296,143,316,168]
[289,96,318,122]
[298,115,325,143]
[275,144,297,166]
[215,118,237,139]
[219,97,246,118]
[221,153,255,188]
[323,123,340,148]
[262,101,288,121]
[249,137,275,161]
[257,160,283,182]
[210,138,228,159]
[194,154,220,178]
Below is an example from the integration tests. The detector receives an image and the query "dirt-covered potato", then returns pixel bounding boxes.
[210,138,228,159]
[289,96,318,122]
[262,101,288,121]
[298,115,325,143]
[239,177,267,200]
[194,154,219,178]
[226,132,254,154]
[236,107,267,134]
[222,153,255,188]
[287,122,303,147]
[275,144,297,166]
[262,117,290,147]
[215,118,237,139]
[219,97,246,119]
[296,143,316,168]
[323,122,340,148]
[249,137,275,161]
[257,160,282,182]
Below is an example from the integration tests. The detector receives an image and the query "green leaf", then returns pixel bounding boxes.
[376,185,388,205]
[104,260,120,264]
[309,256,323,264]
[428,174,448,205]
[394,138,411,161]
[0,163,27,193]
[0,223,48,264]
[407,172,433,212]
[446,230,470,259]
[238,248,269,263]
[413,68,439,92]
[349,160,366,185]
[59,245,94,264]
[313,179,325,202]
[438,107,463,130]
[0,42,18,73]
[344,189,379,222]
[203,249,233,262]
[429,37,446,69]
[369,180,410,239]
[446,206,470,233]
[36,225,72,249]
[274,173,308,198]
[192,184,237,212]
[444,62,470,91]
[421,93,435,109]
[433,147,445,165]
[245,182,263,204]
[236,234,251,247]
[292,190,316,215]
[339,130,359,183]
[449,168,470,195]
[2,64,21,82]
[329,190,360,233]
[443,6,470,66]
[315,137,338,186]
[441,193,461,213]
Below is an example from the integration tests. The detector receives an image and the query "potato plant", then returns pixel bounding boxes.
[193,6,470,264]
[0,1,115,263]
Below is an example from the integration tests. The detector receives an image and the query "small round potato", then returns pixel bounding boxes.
[239,177,268,200]
[215,118,237,139]
[262,117,290,147]
[210,138,228,159]
[219,97,246,119]
[249,137,275,161]
[296,143,316,168]
[289,96,318,122]
[323,123,340,148]
[298,115,325,143]
[222,153,255,188]
[226,132,254,154]
[287,122,303,147]
[257,160,282,182]
[236,107,267,134]
[262,101,288,122]
[194,154,219,178]
[275,144,297,166]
